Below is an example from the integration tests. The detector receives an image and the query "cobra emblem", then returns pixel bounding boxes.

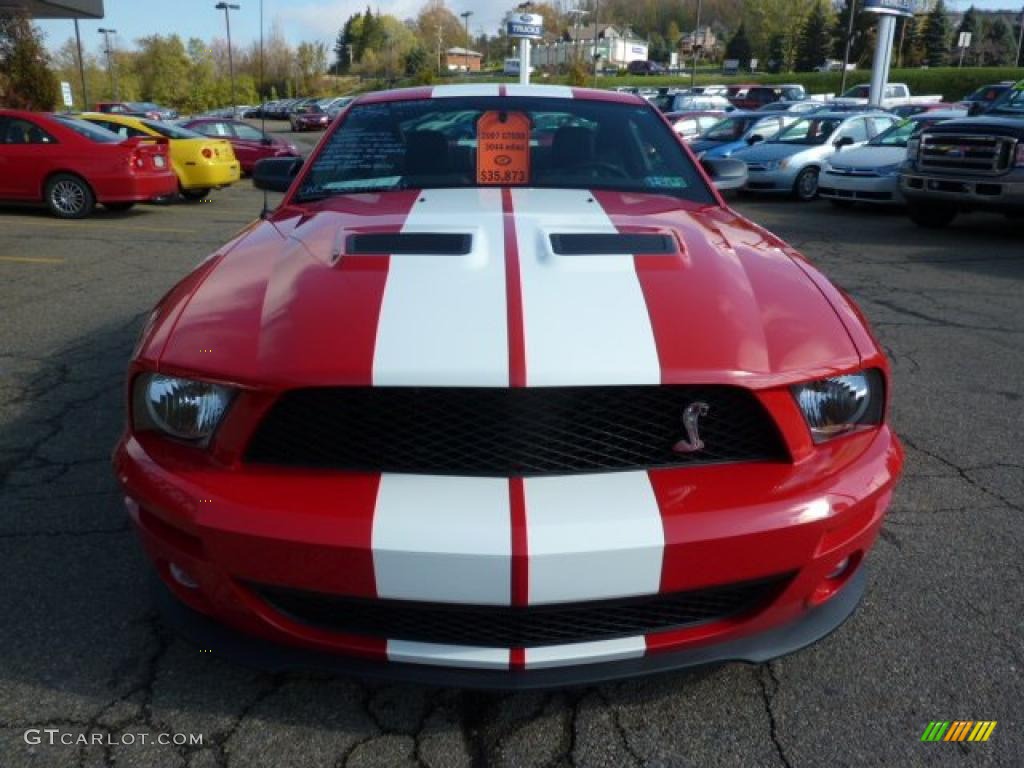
[673,402,710,454]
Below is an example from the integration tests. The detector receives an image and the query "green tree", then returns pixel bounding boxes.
[980,17,1015,66]
[767,32,786,72]
[795,2,831,72]
[725,23,752,69]
[831,0,873,66]
[0,12,59,109]
[134,35,191,107]
[923,0,950,67]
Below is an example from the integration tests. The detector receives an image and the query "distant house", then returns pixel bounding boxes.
[680,27,720,58]
[531,24,648,70]
[443,47,483,72]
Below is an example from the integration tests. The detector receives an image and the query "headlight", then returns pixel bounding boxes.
[792,370,884,443]
[134,373,235,442]
[906,138,920,159]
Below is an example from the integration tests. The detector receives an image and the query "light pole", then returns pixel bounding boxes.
[461,11,473,74]
[73,19,88,109]
[98,28,118,100]
[840,0,857,95]
[568,8,588,63]
[1016,5,1023,67]
[691,0,702,89]
[592,0,601,84]
[215,3,240,112]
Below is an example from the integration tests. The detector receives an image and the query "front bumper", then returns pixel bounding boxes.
[743,166,801,193]
[114,426,902,687]
[901,172,1024,210]
[820,173,902,205]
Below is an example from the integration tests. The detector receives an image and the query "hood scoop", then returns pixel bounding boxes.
[346,232,473,256]
[549,233,676,256]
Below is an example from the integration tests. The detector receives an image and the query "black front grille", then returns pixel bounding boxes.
[244,386,788,476]
[919,133,1017,175]
[251,575,793,647]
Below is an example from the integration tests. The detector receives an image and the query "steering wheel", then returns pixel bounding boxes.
[567,160,631,178]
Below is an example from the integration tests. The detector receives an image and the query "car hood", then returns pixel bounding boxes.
[734,142,821,163]
[152,188,861,389]
[827,145,906,169]
[693,138,747,158]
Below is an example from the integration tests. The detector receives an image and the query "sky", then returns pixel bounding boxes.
[36,0,1024,54]
[36,0,509,54]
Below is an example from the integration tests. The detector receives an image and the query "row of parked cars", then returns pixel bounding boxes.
[0,107,303,218]
[666,79,1024,227]
[245,97,353,129]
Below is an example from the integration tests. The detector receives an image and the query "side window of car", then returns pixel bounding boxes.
[233,123,264,141]
[842,119,869,143]
[677,119,697,137]
[209,122,232,137]
[3,118,56,144]
[869,117,894,137]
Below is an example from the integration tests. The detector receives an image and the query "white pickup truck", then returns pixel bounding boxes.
[830,83,943,109]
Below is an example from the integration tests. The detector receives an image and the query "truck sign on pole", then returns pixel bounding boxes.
[505,11,544,85]
[958,32,972,68]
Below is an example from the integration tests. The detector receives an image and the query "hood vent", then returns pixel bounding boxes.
[346,233,472,256]
[549,233,676,256]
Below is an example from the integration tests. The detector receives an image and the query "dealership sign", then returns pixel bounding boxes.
[862,0,914,17]
[506,13,544,40]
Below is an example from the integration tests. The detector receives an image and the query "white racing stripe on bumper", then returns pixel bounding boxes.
[525,636,646,670]
[525,471,665,604]
[373,188,508,386]
[387,640,510,670]
[372,475,512,604]
[510,188,661,386]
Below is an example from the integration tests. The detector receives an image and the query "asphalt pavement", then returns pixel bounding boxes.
[0,126,1021,767]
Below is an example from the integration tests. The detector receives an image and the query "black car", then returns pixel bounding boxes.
[627,60,667,76]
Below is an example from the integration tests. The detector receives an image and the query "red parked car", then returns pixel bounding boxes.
[179,118,300,175]
[289,104,330,132]
[0,109,178,218]
[115,85,902,687]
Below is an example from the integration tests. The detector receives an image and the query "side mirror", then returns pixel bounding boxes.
[253,157,302,192]
[702,157,748,192]
[968,102,985,117]
[746,133,764,145]
[834,136,855,150]
[260,136,274,146]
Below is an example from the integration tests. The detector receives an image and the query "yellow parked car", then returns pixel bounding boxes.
[78,113,241,199]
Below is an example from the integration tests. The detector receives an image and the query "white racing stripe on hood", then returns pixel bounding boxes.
[431,84,501,98]
[504,84,574,99]
[373,187,508,386]
[510,188,661,386]
[373,474,512,604]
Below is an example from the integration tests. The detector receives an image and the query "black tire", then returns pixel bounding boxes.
[793,167,820,201]
[104,202,136,212]
[907,202,957,229]
[828,199,855,209]
[181,187,212,201]
[45,173,95,219]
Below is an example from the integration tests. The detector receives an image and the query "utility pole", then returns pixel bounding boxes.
[97,28,118,100]
[461,11,473,74]
[691,0,702,89]
[593,0,601,84]
[215,3,240,113]
[840,0,857,95]
[1016,5,1023,67]
[568,8,588,63]
[437,24,443,75]
[73,19,88,109]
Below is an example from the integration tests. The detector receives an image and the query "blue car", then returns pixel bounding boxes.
[689,112,795,160]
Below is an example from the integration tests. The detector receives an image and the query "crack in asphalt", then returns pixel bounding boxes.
[594,688,643,767]
[757,665,794,768]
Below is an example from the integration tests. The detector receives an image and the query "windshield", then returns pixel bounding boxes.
[128,102,161,111]
[989,87,1024,115]
[702,116,755,141]
[773,117,841,144]
[141,119,204,139]
[869,119,920,147]
[296,96,714,204]
[841,86,869,98]
[53,116,120,143]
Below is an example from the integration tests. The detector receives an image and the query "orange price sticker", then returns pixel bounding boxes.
[476,111,531,186]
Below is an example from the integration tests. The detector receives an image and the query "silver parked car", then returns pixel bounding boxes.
[732,111,898,200]
[819,110,967,207]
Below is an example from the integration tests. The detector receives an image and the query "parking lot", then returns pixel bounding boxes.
[1,122,1021,768]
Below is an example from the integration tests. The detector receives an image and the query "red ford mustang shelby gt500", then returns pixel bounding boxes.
[114,84,903,688]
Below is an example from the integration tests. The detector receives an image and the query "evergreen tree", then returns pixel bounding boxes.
[0,12,59,110]
[981,17,1015,66]
[923,0,950,67]
[725,23,752,69]
[767,33,787,73]
[831,0,873,65]
[795,2,831,72]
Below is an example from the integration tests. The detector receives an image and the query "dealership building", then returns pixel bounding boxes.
[530,24,649,70]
